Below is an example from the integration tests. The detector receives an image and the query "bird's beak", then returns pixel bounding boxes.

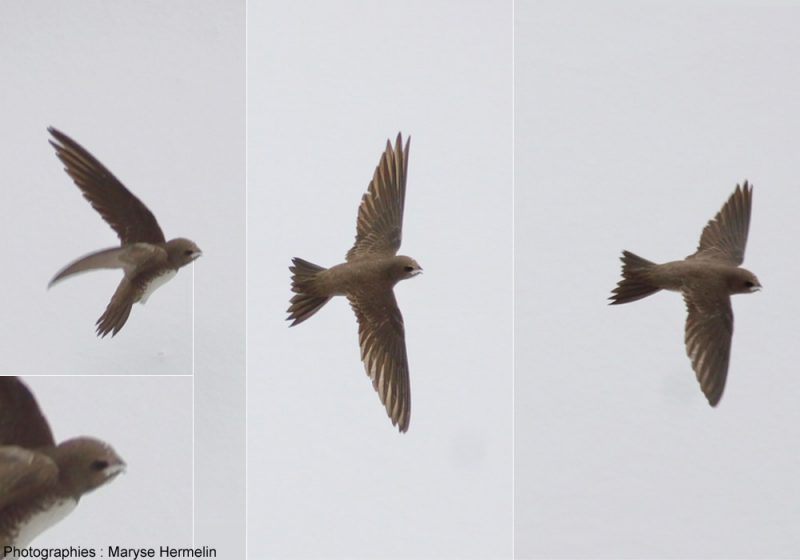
[192,250,203,261]
[106,461,126,478]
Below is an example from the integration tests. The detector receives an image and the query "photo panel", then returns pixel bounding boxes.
[0,1,245,557]
[0,0,243,376]
[248,1,513,557]
[516,1,800,557]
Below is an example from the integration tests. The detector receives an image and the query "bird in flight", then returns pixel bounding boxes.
[0,377,124,550]
[610,182,760,405]
[288,133,421,432]
[48,127,202,337]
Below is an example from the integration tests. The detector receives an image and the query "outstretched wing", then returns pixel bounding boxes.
[683,289,734,406]
[689,182,752,265]
[346,133,409,261]
[48,127,166,245]
[347,289,411,432]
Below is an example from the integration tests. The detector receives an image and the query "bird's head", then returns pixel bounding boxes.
[52,437,125,498]
[392,256,423,282]
[728,268,761,295]
[166,238,203,268]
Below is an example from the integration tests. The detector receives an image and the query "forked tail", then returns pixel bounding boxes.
[287,257,331,326]
[609,250,660,304]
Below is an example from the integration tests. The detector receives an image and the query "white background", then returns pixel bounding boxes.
[517,2,800,557]
[248,2,513,557]
[0,2,245,557]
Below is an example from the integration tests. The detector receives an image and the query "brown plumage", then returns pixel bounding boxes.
[610,182,760,406]
[47,127,202,337]
[288,133,421,432]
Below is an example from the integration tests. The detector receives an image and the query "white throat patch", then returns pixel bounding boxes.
[13,498,78,550]
[140,269,177,304]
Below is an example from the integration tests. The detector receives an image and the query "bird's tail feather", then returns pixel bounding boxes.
[609,250,660,304]
[49,247,126,288]
[287,257,331,326]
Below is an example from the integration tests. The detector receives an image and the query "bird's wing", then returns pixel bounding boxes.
[346,133,409,262]
[689,182,752,265]
[48,247,128,287]
[347,289,411,432]
[683,288,734,406]
[0,447,58,511]
[48,127,166,245]
[95,255,168,338]
[0,378,55,448]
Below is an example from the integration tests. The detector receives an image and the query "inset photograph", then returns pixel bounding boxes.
[0,376,192,553]
[0,1,243,376]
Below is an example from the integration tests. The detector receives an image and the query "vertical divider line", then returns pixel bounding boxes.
[244,31,250,557]
[510,0,516,555]
[192,262,196,546]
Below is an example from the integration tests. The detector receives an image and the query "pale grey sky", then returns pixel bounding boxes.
[517,1,800,557]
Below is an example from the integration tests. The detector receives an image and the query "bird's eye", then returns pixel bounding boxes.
[403,266,414,272]
[745,281,754,288]
[184,250,194,256]
[91,460,109,471]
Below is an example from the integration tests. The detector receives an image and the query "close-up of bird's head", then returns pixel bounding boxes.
[0,377,124,549]
[46,126,202,337]
[46,437,126,498]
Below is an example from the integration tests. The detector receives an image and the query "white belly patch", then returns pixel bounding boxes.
[13,498,77,549]
[140,269,177,304]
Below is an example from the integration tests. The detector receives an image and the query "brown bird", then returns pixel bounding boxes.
[0,377,124,549]
[288,133,421,432]
[610,182,761,406]
[47,127,202,337]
